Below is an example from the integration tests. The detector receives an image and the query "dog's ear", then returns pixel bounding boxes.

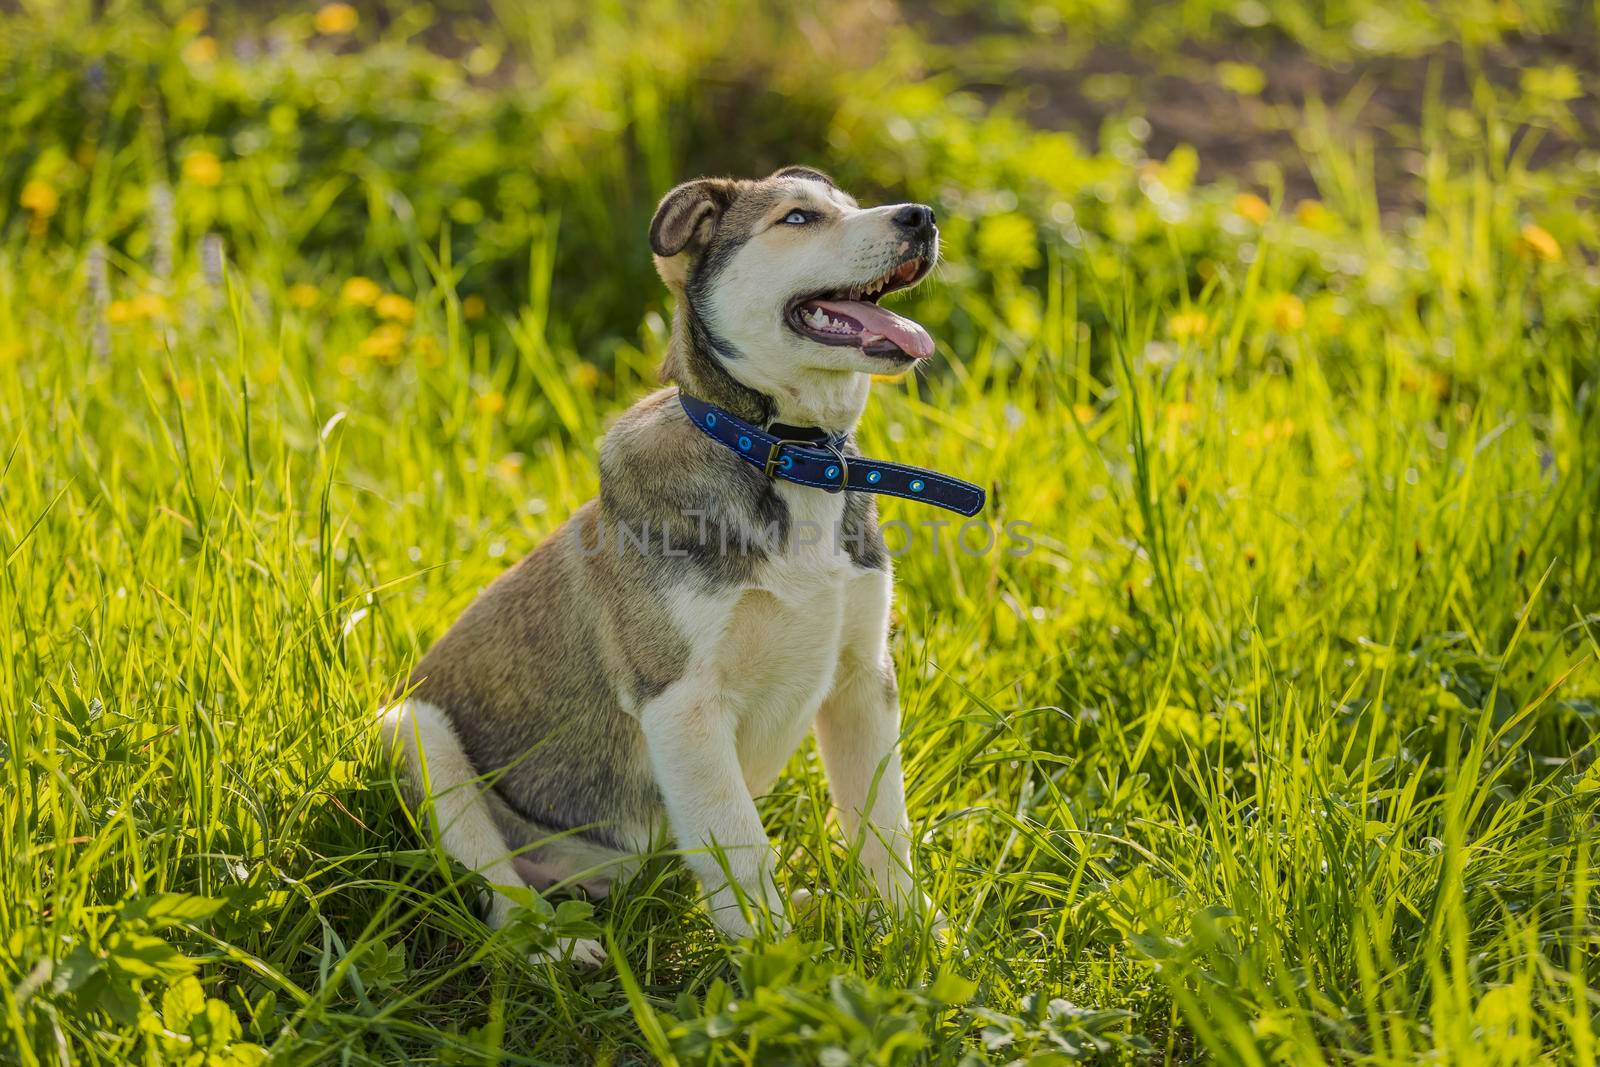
[771,164,834,188]
[649,178,738,259]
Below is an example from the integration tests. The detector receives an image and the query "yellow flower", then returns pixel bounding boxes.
[413,335,443,367]
[1072,403,1097,424]
[1518,223,1560,263]
[106,293,166,323]
[475,391,506,415]
[1269,293,1305,331]
[1243,418,1296,447]
[183,36,218,64]
[182,150,223,187]
[1164,402,1197,425]
[314,3,358,34]
[287,283,320,308]
[375,293,415,323]
[1169,310,1210,342]
[340,276,381,307]
[1233,192,1270,225]
[461,294,486,320]
[573,362,600,389]
[1294,199,1330,228]
[21,180,59,218]
[359,323,407,363]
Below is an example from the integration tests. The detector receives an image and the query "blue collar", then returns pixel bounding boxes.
[678,391,986,517]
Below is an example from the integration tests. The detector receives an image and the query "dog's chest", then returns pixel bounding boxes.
[701,487,862,790]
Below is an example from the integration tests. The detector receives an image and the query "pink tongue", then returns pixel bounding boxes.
[808,299,935,359]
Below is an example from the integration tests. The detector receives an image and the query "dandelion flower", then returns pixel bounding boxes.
[1232,192,1270,225]
[1169,310,1209,342]
[573,362,600,389]
[1294,199,1330,227]
[107,293,166,323]
[341,276,381,307]
[21,180,59,218]
[132,292,165,319]
[183,36,218,64]
[359,323,407,363]
[375,293,415,323]
[1269,293,1305,331]
[461,294,486,320]
[287,283,320,308]
[314,3,359,34]
[475,391,506,415]
[413,335,443,367]
[182,150,223,187]
[1518,223,1560,263]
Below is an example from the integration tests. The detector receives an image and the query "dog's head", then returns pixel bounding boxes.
[650,166,938,420]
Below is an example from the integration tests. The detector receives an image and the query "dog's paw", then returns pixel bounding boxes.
[788,886,816,917]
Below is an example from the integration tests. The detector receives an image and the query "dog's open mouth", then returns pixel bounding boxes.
[787,256,934,361]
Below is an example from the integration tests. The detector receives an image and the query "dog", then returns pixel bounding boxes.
[383,166,973,967]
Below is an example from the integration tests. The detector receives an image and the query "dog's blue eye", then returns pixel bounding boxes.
[781,210,810,225]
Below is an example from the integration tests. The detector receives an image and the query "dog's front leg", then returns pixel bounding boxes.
[641,679,782,938]
[815,649,922,913]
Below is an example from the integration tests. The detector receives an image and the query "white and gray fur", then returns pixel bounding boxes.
[382,167,941,967]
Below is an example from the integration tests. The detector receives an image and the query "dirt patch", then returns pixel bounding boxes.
[911,7,1600,213]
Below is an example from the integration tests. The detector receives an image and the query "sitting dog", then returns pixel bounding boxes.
[383,167,982,966]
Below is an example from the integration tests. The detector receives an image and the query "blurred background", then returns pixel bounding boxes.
[6,0,1596,405]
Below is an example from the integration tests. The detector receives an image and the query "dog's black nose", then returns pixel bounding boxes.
[892,204,936,236]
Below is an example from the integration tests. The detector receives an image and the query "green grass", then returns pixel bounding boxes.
[2,2,1598,1064]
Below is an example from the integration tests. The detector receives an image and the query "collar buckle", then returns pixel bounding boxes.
[762,438,812,479]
